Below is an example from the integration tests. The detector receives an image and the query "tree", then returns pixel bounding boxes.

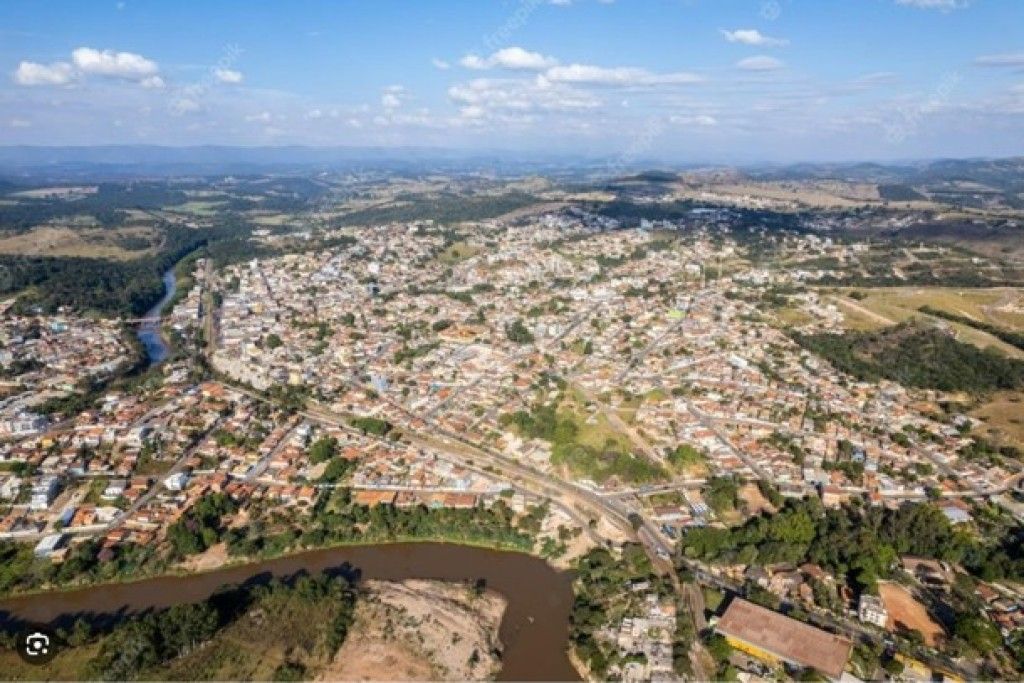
[349,416,392,436]
[505,319,534,344]
[309,436,338,464]
[704,633,733,663]
[272,662,307,681]
[668,444,704,469]
[705,476,738,515]
[882,657,904,676]
[319,457,354,483]
[954,614,1002,655]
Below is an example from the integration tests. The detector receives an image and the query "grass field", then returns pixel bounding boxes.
[164,200,227,216]
[249,213,295,226]
[436,240,481,264]
[0,641,100,680]
[830,287,1024,359]
[0,225,160,260]
[774,306,815,327]
[971,391,1024,447]
[549,387,667,483]
[560,389,632,453]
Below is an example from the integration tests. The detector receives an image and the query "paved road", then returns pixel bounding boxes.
[302,394,680,571]
[245,418,302,483]
[111,415,225,529]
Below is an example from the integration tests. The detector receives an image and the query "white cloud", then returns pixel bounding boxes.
[71,47,159,79]
[541,63,702,86]
[851,71,898,87]
[213,67,243,84]
[736,55,784,71]
[245,111,273,123]
[9,118,32,128]
[15,47,164,88]
[306,108,323,119]
[448,77,600,115]
[170,97,201,115]
[431,58,451,70]
[671,114,718,127]
[459,105,487,119]
[380,85,408,110]
[460,47,558,71]
[974,53,1024,67]
[720,29,788,47]
[895,0,969,10]
[13,60,75,86]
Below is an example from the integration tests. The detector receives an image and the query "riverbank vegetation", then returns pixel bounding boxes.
[224,491,540,560]
[0,572,356,680]
[570,544,692,679]
[0,492,549,598]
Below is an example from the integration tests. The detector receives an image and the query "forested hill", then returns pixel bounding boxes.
[0,225,203,316]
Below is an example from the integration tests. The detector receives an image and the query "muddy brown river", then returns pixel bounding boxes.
[0,542,580,681]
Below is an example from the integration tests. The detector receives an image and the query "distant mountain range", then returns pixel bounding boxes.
[0,145,598,179]
[0,146,1021,190]
[742,157,1024,191]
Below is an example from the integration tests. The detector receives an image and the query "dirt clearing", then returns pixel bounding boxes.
[878,581,945,647]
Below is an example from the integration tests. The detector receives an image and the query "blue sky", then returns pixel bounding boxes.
[1,0,1022,161]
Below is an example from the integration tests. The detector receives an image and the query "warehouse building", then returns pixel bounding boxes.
[715,598,853,680]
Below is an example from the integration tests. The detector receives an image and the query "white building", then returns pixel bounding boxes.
[164,472,189,491]
[102,479,127,501]
[29,476,60,511]
[858,594,888,628]
[34,533,65,558]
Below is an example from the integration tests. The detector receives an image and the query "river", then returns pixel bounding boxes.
[0,542,580,681]
[136,268,176,366]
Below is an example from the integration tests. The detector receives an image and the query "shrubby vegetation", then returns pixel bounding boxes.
[919,305,1024,352]
[878,184,927,202]
[349,416,392,436]
[682,497,1024,591]
[166,493,237,558]
[0,572,357,681]
[0,488,548,597]
[667,444,705,470]
[308,436,338,464]
[704,476,739,515]
[500,404,666,483]
[792,322,1024,392]
[333,191,539,226]
[0,183,188,232]
[220,492,541,561]
[504,319,534,344]
[570,544,683,679]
